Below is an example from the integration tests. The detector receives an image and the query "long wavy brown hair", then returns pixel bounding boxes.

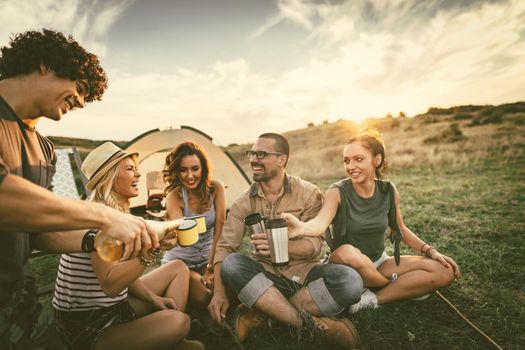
[163,141,214,211]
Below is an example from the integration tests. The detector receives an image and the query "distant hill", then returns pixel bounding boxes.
[49,101,525,181]
[228,101,525,182]
[49,136,129,159]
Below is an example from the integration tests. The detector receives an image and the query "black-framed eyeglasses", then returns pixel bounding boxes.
[245,150,284,160]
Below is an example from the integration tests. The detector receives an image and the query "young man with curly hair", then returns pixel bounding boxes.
[0,29,161,349]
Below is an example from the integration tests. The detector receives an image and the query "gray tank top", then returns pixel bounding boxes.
[162,187,215,266]
[329,179,394,262]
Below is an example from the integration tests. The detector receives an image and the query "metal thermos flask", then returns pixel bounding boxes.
[265,218,289,266]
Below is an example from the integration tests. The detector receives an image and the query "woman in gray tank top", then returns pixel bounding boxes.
[282,129,459,313]
[162,141,226,310]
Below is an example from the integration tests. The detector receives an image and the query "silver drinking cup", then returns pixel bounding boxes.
[265,218,289,266]
[244,213,266,235]
[244,213,266,254]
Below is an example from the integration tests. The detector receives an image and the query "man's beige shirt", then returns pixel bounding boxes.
[214,174,324,284]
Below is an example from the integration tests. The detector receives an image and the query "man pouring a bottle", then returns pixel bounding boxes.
[0,29,160,349]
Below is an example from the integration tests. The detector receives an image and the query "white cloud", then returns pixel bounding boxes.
[27,0,525,144]
[0,0,132,55]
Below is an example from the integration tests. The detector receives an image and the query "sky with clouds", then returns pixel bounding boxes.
[1,0,524,145]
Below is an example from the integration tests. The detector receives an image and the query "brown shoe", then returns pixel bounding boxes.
[311,316,361,349]
[233,304,267,343]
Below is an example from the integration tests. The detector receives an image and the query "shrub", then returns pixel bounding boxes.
[423,123,466,144]
[469,113,503,126]
[483,113,503,124]
[391,118,401,128]
[427,107,451,115]
[453,113,472,120]
[501,102,525,114]
[511,114,525,125]
[480,108,495,116]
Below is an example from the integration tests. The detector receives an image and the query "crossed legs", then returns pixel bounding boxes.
[330,244,455,305]
[95,260,191,349]
[221,253,362,327]
[375,255,455,304]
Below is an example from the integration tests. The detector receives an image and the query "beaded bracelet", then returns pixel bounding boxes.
[421,244,433,256]
[148,248,162,257]
[419,243,430,253]
[425,247,436,259]
[138,254,155,267]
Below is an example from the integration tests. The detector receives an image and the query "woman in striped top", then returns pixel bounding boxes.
[52,142,202,350]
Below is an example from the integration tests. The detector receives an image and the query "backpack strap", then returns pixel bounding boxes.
[387,182,402,266]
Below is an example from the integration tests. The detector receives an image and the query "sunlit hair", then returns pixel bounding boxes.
[258,132,290,167]
[88,155,137,213]
[163,142,214,210]
[347,128,387,179]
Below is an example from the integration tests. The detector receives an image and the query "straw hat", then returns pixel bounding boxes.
[82,142,138,191]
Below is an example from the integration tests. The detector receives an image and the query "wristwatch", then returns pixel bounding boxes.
[81,229,99,253]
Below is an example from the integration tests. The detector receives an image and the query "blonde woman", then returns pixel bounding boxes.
[52,142,203,350]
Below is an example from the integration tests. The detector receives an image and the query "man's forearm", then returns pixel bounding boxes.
[0,174,109,232]
[31,230,85,253]
[288,237,321,259]
[213,262,226,295]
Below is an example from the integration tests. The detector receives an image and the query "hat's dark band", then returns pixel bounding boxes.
[90,149,125,181]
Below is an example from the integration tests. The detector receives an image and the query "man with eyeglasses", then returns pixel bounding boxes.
[0,29,158,349]
[209,133,363,348]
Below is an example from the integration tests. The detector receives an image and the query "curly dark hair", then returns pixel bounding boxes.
[0,29,107,103]
[163,142,214,211]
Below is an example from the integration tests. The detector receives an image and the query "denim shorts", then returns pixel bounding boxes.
[221,253,363,316]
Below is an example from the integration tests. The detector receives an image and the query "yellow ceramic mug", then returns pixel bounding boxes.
[187,215,206,234]
[177,219,199,247]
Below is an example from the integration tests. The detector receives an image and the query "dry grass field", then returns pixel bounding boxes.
[228,102,525,185]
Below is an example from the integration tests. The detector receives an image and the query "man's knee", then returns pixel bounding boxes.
[221,253,264,291]
[325,264,363,305]
[221,253,245,280]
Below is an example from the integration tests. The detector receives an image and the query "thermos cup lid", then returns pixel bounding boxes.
[244,212,264,225]
[265,218,288,229]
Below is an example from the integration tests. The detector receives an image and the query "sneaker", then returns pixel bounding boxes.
[311,315,361,349]
[349,288,379,314]
[412,293,430,301]
[233,304,267,343]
